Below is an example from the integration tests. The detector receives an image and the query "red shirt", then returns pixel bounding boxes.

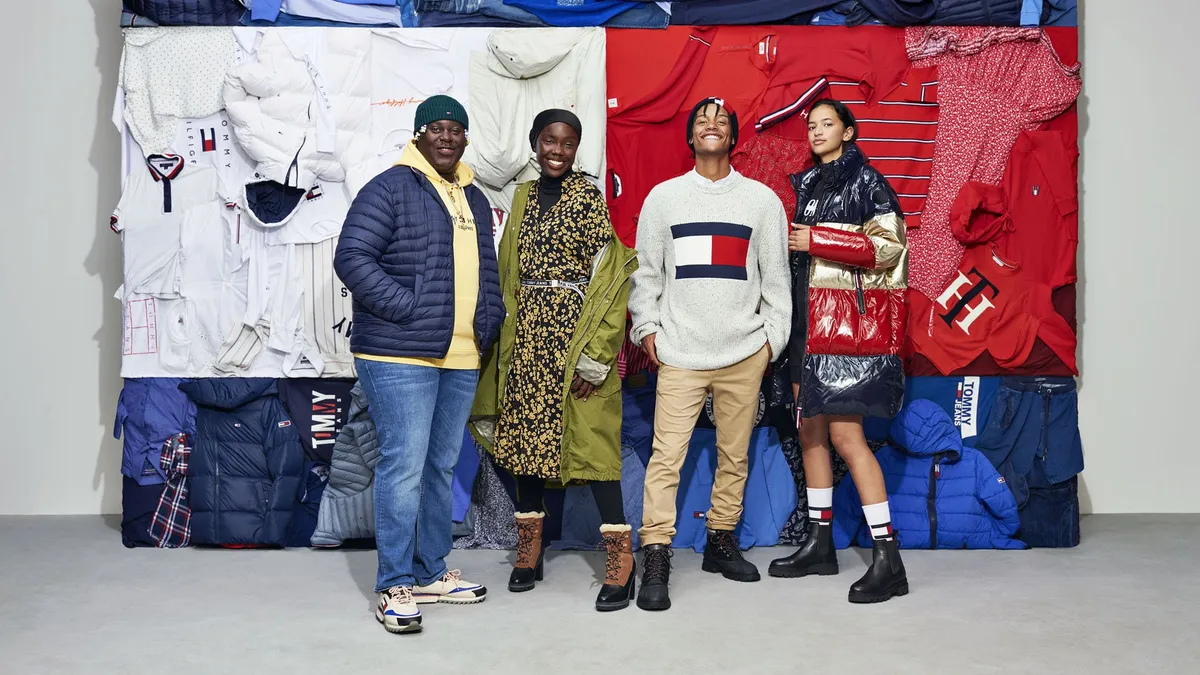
[607,28,716,248]
[951,130,1078,289]
[825,67,939,230]
[909,245,1078,375]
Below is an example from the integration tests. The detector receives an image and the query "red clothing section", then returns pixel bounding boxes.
[607,28,716,248]
[908,246,1078,375]
[952,130,1078,288]
[731,131,812,218]
[903,27,1081,299]
[809,288,906,356]
[825,67,939,229]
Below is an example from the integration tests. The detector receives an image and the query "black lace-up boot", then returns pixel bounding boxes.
[636,544,672,611]
[702,529,761,582]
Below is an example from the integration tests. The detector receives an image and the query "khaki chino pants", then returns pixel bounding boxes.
[639,345,769,546]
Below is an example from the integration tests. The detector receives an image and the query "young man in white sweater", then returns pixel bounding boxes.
[628,97,791,611]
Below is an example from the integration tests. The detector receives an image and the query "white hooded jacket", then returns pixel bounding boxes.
[465,27,606,208]
[222,28,374,198]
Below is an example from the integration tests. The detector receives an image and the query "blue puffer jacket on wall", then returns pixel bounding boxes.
[180,378,305,547]
[123,0,247,25]
[833,399,1025,550]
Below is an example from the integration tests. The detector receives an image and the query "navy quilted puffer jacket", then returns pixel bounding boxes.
[334,165,504,360]
[180,378,305,547]
[123,0,246,25]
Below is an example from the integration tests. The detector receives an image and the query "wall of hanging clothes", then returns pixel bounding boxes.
[109,6,1083,553]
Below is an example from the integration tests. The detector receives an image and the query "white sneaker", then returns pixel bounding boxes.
[413,569,488,605]
[376,586,422,634]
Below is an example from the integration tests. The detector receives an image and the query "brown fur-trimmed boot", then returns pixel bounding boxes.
[595,524,635,611]
[509,512,545,593]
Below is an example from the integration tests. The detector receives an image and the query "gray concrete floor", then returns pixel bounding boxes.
[1,515,1198,674]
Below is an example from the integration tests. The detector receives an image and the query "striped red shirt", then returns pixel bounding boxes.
[825,67,939,230]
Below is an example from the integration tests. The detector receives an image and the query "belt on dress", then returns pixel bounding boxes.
[519,278,589,300]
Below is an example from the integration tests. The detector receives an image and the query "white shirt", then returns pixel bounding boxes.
[120,27,236,156]
[112,155,221,299]
[368,29,492,176]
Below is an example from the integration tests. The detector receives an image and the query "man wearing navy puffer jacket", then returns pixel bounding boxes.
[334,95,505,635]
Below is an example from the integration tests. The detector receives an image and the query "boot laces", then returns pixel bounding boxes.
[601,533,624,584]
[643,547,671,582]
[713,530,741,558]
[515,520,539,567]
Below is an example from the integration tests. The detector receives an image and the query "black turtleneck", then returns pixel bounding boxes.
[537,170,569,217]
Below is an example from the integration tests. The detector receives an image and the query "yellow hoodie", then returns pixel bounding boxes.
[355,141,480,370]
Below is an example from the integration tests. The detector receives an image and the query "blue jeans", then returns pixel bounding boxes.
[356,359,479,591]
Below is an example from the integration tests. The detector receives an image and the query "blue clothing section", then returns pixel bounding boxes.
[180,378,306,547]
[453,428,481,523]
[416,0,545,26]
[931,0,1023,25]
[124,0,246,25]
[672,427,797,553]
[334,166,505,361]
[1018,466,1080,548]
[621,373,657,467]
[286,462,330,548]
[864,375,1000,444]
[121,476,162,548]
[975,377,1084,506]
[114,378,197,486]
[503,0,642,26]
[1045,0,1075,26]
[1021,0,1044,25]
[251,0,284,22]
[834,400,1025,550]
[670,0,832,25]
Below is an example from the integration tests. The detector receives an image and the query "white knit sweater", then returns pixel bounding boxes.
[628,169,792,371]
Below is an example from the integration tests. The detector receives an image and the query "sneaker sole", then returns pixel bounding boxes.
[414,591,487,605]
[848,583,909,604]
[376,612,422,634]
[701,560,761,582]
[767,563,839,578]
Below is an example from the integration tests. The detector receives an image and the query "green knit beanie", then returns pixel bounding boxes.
[413,95,469,132]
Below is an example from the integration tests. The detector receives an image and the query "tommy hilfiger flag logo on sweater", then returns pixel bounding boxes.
[670,222,752,280]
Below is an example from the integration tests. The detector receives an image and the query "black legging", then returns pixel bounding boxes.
[514,475,626,525]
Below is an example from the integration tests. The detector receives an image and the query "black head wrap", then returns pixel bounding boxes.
[529,109,583,150]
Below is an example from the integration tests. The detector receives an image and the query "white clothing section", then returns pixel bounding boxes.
[466,27,607,210]
[110,26,602,379]
[368,28,493,176]
[119,27,236,156]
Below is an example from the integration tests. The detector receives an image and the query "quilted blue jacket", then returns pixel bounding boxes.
[180,378,305,547]
[122,0,246,25]
[833,399,1025,550]
[333,165,504,360]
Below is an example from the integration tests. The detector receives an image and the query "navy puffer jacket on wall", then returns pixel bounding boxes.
[180,378,305,547]
[334,165,505,359]
[123,0,247,25]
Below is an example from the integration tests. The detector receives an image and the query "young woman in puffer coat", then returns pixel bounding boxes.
[767,99,910,603]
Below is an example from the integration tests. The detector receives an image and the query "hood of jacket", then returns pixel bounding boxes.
[398,139,475,187]
[486,28,583,80]
[179,377,277,410]
[888,399,963,462]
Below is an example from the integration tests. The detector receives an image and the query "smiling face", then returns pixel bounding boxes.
[807,103,855,164]
[415,119,467,179]
[690,102,733,157]
[535,121,580,179]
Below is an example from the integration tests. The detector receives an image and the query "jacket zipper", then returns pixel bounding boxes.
[213,436,221,543]
[853,270,866,314]
[927,455,941,549]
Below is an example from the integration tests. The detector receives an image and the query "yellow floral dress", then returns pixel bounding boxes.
[492,173,610,479]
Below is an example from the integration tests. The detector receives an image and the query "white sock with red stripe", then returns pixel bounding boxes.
[807,487,833,526]
[863,501,895,541]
